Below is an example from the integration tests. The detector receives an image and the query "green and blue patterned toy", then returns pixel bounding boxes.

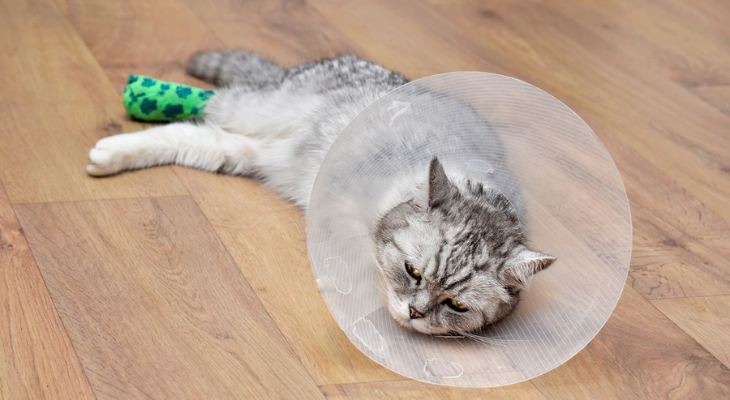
[123,75,217,122]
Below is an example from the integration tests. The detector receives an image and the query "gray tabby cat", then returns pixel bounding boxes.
[87,50,555,335]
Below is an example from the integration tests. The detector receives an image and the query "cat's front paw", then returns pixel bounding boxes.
[86,135,132,176]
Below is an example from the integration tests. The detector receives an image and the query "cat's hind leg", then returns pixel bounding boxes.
[87,122,258,176]
[186,49,285,88]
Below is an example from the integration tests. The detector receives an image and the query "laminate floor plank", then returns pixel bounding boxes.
[0,183,95,400]
[0,0,187,204]
[320,379,548,400]
[652,296,730,369]
[173,168,402,385]
[56,0,223,89]
[584,118,730,299]
[531,286,730,400]
[0,102,189,205]
[309,0,510,78]
[14,197,324,400]
[565,0,730,118]
[178,0,365,67]
[0,0,114,105]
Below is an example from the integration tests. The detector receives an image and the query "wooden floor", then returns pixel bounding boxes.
[1,0,729,398]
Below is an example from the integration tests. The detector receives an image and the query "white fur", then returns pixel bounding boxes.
[88,70,390,210]
[87,123,257,176]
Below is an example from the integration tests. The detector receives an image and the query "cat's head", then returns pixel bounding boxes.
[374,157,555,335]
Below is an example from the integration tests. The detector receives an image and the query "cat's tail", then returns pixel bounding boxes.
[186,49,285,88]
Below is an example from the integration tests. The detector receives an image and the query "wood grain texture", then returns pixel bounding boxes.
[0,0,113,105]
[57,0,223,89]
[309,0,509,78]
[179,0,365,67]
[579,0,730,118]
[14,197,324,399]
[173,167,402,385]
[0,102,188,204]
[531,286,730,400]
[0,0,187,204]
[652,296,730,368]
[320,379,548,400]
[0,184,95,400]
[585,117,730,299]
[4,0,730,398]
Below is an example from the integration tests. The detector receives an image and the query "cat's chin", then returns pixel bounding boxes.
[391,316,431,334]
[386,303,448,335]
[386,300,412,327]
[385,299,433,333]
[395,319,452,336]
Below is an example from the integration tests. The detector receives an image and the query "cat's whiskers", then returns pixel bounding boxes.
[373,279,388,297]
[434,333,468,348]
[365,251,390,297]
[367,250,383,273]
[457,331,532,347]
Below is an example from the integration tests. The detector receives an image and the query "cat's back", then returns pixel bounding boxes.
[239,56,409,207]
[285,55,409,94]
[287,56,410,174]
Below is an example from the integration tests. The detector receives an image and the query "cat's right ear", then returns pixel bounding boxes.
[499,246,556,289]
[428,157,457,209]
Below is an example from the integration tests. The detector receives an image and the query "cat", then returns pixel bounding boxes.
[87,50,555,335]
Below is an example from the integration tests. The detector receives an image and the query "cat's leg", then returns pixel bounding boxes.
[86,122,258,176]
[186,50,285,88]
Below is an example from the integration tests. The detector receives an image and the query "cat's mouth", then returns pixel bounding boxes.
[390,313,427,333]
[383,284,444,335]
[385,293,425,331]
[386,299,443,334]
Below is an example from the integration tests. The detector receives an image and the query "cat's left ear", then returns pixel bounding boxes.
[499,246,556,289]
[428,157,458,208]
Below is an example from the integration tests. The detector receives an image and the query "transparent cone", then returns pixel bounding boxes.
[307,72,632,387]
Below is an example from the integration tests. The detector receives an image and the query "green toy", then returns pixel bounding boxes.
[123,75,217,122]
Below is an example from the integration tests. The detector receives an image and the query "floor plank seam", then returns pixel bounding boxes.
[649,293,730,301]
[638,285,730,371]
[10,204,99,400]
[8,193,193,206]
[165,173,328,391]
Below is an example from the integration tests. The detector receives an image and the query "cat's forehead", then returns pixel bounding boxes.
[393,216,499,266]
[392,220,441,255]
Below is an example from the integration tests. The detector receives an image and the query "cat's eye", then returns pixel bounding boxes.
[404,261,422,281]
[443,298,468,312]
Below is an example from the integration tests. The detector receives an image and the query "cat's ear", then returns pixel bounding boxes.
[499,246,556,289]
[428,157,457,208]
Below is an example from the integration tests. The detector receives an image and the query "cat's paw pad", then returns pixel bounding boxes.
[86,137,127,176]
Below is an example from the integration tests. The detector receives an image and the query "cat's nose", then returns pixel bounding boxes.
[409,306,424,319]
